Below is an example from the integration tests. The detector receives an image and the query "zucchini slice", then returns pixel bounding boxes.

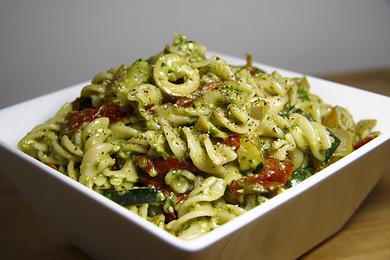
[285,165,315,188]
[105,188,161,206]
[325,130,341,161]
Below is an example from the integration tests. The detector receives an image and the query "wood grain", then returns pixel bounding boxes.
[1,69,389,259]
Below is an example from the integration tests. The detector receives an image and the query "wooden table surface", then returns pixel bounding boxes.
[1,69,389,260]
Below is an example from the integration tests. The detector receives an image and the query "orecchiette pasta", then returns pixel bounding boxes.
[18,34,378,240]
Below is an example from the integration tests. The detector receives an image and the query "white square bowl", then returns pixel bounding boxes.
[0,54,389,260]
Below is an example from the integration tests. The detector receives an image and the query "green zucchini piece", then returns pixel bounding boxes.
[279,106,312,120]
[105,188,161,206]
[285,165,315,188]
[297,87,310,101]
[325,130,341,161]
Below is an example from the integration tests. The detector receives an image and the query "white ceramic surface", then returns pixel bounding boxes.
[0,54,389,260]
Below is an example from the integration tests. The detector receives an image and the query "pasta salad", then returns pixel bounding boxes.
[18,34,378,239]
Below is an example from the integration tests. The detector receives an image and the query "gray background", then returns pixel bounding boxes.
[1,0,389,108]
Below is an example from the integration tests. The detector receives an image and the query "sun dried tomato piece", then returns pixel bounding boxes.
[47,163,59,170]
[353,134,378,150]
[258,158,294,187]
[95,103,128,123]
[134,156,198,177]
[67,103,132,131]
[177,193,189,203]
[154,158,198,176]
[138,175,165,190]
[175,98,194,108]
[165,211,178,222]
[207,81,225,90]
[134,155,158,177]
[222,135,241,149]
[229,158,294,199]
[67,108,97,130]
